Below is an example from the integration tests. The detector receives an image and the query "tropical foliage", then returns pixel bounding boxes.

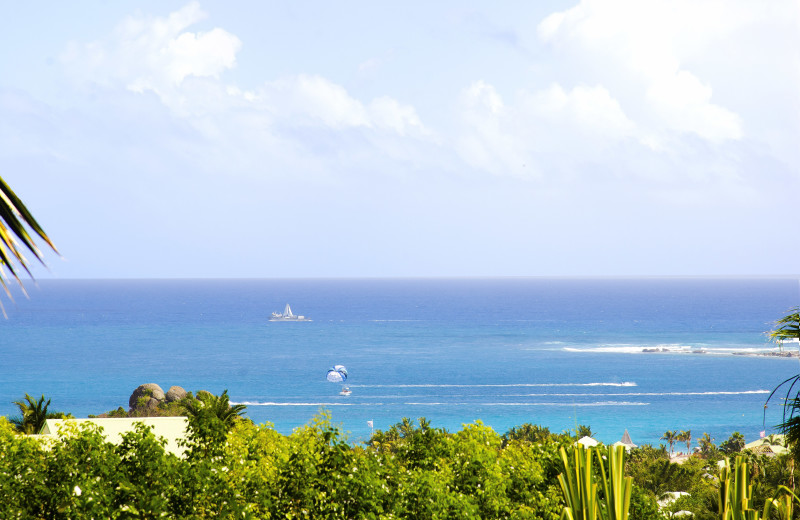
[0,175,58,310]
[557,444,632,520]
[677,429,692,454]
[766,308,800,462]
[10,393,70,434]
[661,430,677,456]
[2,399,800,520]
[769,307,800,348]
[720,432,746,455]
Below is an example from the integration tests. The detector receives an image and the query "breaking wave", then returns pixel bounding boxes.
[234,401,380,407]
[235,401,649,407]
[403,401,650,407]
[353,382,637,388]
[504,390,769,397]
[563,344,792,355]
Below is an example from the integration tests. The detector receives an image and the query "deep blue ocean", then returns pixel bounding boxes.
[1,278,798,447]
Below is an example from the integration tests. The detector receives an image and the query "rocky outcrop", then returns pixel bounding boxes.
[165,386,187,403]
[129,383,166,411]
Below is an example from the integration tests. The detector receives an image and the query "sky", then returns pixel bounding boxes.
[0,1,798,279]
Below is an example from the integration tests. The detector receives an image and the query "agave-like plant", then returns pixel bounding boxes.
[598,444,632,520]
[718,456,800,520]
[558,444,599,520]
[718,456,757,520]
[0,175,58,313]
[558,444,632,520]
[764,486,800,520]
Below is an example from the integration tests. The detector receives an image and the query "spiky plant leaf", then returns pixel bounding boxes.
[0,175,58,314]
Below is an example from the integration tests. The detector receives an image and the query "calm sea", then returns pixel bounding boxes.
[1,278,798,447]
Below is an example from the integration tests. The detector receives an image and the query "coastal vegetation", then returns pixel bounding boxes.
[2,393,800,519]
[767,307,800,463]
[9,393,71,434]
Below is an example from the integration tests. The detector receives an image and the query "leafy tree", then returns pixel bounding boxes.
[719,431,745,454]
[697,432,717,459]
[502,423,558,446]
[0,417,49,518]
[41,421,122,518]
[0,175,58,312]
[626,447,705,497]
[9,393,67,434]
[576,424,594,439]
[661,430,677,456]
[114,422,181,517]
[678,429,691,454]
[370,416,451,471]
[181,389,246,460]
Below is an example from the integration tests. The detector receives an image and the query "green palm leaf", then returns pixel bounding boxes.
[769,307,799,348]
[0,175,58,312]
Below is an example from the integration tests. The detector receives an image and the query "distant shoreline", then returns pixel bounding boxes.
[639,347,799,358]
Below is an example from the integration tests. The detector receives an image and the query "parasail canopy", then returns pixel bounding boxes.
[326,365,348,383]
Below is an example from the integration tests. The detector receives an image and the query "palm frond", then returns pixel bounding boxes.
[769,307,800,348]
[0,175,58,315]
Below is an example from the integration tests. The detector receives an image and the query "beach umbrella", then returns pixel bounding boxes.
[326,365,348,383]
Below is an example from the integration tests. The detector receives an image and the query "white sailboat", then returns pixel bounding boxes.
[269,304,311,321]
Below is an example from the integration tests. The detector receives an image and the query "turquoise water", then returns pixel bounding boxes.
[1,277,798,446]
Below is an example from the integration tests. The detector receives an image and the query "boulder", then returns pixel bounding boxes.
[165,386,187,403]
[129,384,166,410]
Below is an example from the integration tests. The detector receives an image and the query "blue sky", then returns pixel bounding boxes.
[1,1,798,278]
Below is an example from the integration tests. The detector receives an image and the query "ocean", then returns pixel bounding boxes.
[1,277,798,447]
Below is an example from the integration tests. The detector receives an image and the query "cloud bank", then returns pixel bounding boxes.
[1,0,797,277]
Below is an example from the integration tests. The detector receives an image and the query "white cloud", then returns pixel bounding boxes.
[58,3,432,178]
[456,81,527,177]
[53,0,796,190]
[646,70,742,142]
[368,96,427,136]
[63,2,241,99]
[256,74,429,139]
[523,84,635,138]
[456,80,636,177]
[537,0,746,144]
[262,74,371,129]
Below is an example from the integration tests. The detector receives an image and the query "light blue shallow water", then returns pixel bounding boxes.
[0,278,798,446]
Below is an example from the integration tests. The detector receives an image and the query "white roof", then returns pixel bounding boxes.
[612,441,635,452]
[744,434,785,450]
[41,417,189,456]
[576,436,600,447]
[657,491,690,507]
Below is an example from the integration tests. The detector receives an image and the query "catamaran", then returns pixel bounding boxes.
[269,304,311,322]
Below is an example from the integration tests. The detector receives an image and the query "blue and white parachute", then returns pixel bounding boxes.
[326,365,348,383]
